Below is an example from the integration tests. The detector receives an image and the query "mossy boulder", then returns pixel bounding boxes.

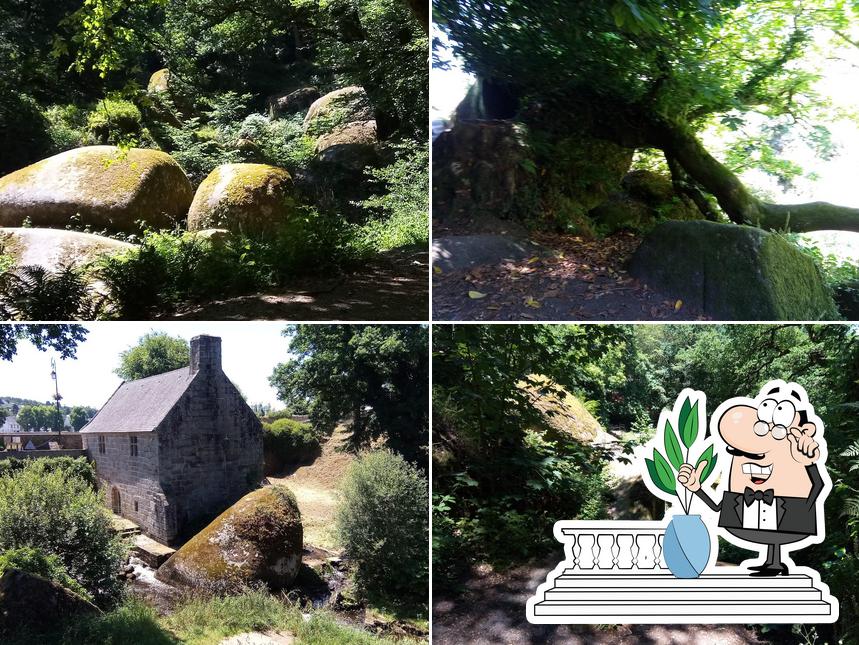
[156,486,303,593]
[268,87,321,119]
[0,228,135,271]
[315,120,379,170]
[590,193,654,232]
[303,86,374,136]
[0,146,193,233]
[621,170,675,205]
[186,163,295,236]
[0,569,100,634]
[147,69,172,94]
[629,220,839,320]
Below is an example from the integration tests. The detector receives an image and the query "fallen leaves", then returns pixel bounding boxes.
[524,296,541,308]
[468,290,487,299]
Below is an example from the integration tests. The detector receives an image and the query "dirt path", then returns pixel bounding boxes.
[433,559,765,645]
[267,425,356,552]
[166,246,428,321]
[432,230,706,321]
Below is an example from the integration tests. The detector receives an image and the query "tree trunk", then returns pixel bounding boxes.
[661,123,859,233]
[403,0,429,33]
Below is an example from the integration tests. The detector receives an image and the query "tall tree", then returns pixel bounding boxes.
[269,324,429,463]
[436,0,859,231]
[114,331,189,381]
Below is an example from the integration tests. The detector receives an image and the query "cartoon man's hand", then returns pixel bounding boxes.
[677,461,707,492]
[788,427,819,465]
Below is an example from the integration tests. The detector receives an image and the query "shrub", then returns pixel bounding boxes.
[0,92,52,174]
[43,104,91,152]
[87,98,145,146]
[0,546,92,602]
[0,456,97,489]
[0,460,126,606]
[336,450,428,604]
[355,140,429,252]
[0,264,100,321]
[263,418,320,469]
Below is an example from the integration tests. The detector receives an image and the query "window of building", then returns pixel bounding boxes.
[134,500,139,512]
[130,436,138,457]
[98,435,105,454]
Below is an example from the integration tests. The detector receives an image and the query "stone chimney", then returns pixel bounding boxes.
[190,335,222,375]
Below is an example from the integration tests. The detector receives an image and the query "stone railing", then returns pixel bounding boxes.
[553,520,669,573]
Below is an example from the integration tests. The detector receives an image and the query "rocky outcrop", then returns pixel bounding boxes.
[630,220,839,320]
[303,86,374,136]
[0,569,100,634]
[0,228,135,272]
[315,120,379,170]
[269,87,321,119]
[432,120,633,231]
[186,163,295,236]
[0,146,193,233]
[147,69,172,94]
[156,486,303,593]
[432,234,549,272]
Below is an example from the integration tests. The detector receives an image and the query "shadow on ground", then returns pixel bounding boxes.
[164,246,428,321]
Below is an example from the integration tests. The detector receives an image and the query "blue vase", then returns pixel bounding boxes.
[663,514,711,578]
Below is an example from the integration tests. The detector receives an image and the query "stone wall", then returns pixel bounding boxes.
[0,449,86,461]
[0,432,83,449]
[156,370,263,544]
[82,433,171,541]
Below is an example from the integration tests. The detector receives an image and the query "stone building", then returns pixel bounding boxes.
[81,335,263,545]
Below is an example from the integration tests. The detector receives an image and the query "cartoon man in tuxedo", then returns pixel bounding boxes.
[677,381,827,577]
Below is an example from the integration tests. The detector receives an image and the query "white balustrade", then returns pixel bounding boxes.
[554,521,668,573]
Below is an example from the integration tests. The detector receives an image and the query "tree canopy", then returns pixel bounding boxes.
[0,324,87,362]
[435,0,859,232]
[114,331,189,381]
[269,324,429,464]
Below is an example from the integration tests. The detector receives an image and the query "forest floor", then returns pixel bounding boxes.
[432,558,764,645]
[432,218,705,321]
[165,245,428,321]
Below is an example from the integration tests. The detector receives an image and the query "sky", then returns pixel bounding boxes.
[431,24,859,261]
[0,323,294,410]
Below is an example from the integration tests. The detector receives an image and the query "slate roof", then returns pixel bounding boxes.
[81,367,195,434]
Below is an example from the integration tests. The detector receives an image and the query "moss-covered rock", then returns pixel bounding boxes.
[590,193,654,232]
[186,163,295,236]
[0,146,193,233]
[156,486,303,593]
[629,220,839,320]
[621,170,675,205]
[0,569,100,634]
[315,120,378,170]
[268,87,320,119]
[147,69,172,94]
[303,86,374,136]
[0,227,135,271]
[519,374,604,443]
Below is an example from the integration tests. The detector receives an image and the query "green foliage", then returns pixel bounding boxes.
[336,450,429,605]
[355,140,429,251]
[0,546,92,602]
[262,418,320,465]
[0,459,126,606]
[114,331,189,381]
[43,104,92,152]
[0,264,100,321]
[15,404,61,431]
[69,406,93,431]
[0,93,52,174]
[269,325,429,463]
[87,98,146,146]
[0,324,87,362]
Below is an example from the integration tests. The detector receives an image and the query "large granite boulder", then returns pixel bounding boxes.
[629,220,838,320]
[268,87,321,119]
[621,169,675,205]
[0,569,100,634]
[432,121,633,231]
[0,146,193,233]
[186,163,295,236]
[147,68,172,94]
[0,228,135,272]
[303,86,374,136]
[156,486,303,593]
[315,120,379,170]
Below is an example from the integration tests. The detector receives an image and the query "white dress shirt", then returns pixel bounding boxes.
[742,497,778,530]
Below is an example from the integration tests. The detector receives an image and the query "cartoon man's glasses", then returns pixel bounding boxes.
[753,398,795,440]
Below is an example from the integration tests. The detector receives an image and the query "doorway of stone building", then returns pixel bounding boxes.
[111,487,121,514]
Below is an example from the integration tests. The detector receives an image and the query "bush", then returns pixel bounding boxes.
[263,418,320,469]
[0,264,101,321]
[336,450,428,604]
[0,456,97,489]
[87,98,146,146]
[354,140,428,253]
[0,546,92,602]
[43,104,91,152]
[0,91,52,174]
[0,460,126,606]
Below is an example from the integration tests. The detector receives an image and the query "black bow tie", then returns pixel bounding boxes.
[744,487,775,506]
